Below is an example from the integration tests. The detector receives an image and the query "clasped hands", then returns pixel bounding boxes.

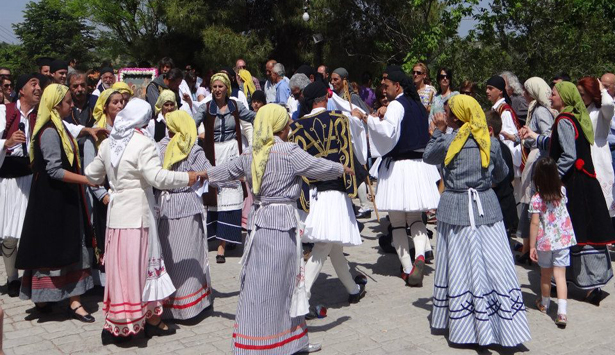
[187,170,209,186]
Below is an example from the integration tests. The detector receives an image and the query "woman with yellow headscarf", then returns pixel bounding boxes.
[154,110,214,319]
[146,89,177,141]
[423,94,531,347]
[16,84,97,323]
[193,72,256,262]
[206,104,346,353]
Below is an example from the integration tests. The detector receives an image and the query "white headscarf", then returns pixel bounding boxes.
[523,77,552,124]
[109,98,152,167]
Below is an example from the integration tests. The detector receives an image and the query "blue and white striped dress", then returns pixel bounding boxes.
[208,137,344,354]
[423,129,531,347]
[156,137,213,320]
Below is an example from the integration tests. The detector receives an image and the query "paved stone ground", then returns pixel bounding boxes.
[1,209,614,354]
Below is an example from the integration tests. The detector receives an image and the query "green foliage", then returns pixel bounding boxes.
[13,0,97,66]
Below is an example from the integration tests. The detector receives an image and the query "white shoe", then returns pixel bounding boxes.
[296,343,322,353]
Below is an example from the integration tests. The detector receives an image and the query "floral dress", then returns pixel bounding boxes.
[528,187,577,251]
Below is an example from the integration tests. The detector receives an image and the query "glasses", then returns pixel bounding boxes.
[439,75,450,80]
[3,84,12,88]
[412,71,424,75]
[460,91,472,95]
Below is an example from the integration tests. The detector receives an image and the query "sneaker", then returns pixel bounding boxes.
[406,257,425,287]
[535,298,548,313]
[295,343,322,354]
[555,314,567,328]
[348,284,366,304]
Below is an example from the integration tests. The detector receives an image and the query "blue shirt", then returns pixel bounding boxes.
[275,79,291,106]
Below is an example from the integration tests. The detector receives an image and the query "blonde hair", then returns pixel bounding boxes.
[413,62,430,85]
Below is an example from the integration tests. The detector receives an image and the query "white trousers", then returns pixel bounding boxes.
[389,211,429,274]
[1,237,19,282]
[357,182,370,211]
[304,242,358,298]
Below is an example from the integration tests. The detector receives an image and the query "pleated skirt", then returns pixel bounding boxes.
[0,175,31,239]
[566,245,613,290]
[232,227,308,354]
[376,159,440,212]
[432,221,531,347]
[303,190,362,246]
[159,214,213,320]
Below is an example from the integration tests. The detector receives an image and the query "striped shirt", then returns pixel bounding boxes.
[208,137,343,231]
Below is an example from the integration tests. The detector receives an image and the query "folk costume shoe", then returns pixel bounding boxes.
[406,256,425,287]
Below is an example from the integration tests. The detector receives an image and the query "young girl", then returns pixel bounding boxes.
[529,157,577,328]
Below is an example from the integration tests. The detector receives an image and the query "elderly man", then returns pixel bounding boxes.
[271,63,291,106]
[263,60,278,103]
[64,71,94,156]
[601,73,615,172]
[330,68,369,112]
[288,73,311,120]
[235,58,261,93]
[89,67,116,109]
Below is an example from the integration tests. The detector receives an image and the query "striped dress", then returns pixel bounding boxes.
[156,137,213,319]
[208,137,343,354]
[423,129,531,347]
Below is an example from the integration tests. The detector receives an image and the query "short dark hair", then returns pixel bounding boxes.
[485,110,502,136]
[166,68,183,81]
[533,157,563,203]
[159,57,175,72]
[552,72,571,82]
[361,71,371,85]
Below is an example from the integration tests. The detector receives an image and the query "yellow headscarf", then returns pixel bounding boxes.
[239,69,256,97]
[163,110,198,169]
[112,81,133,96]
[155,89,177,115]
[251,104,290,195]
[211,72,231,97]
[444,95,491,168]
[93,89,119,128]
[30,84,80,166]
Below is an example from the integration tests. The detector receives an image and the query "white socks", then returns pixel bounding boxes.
[541,296,550,310]
[557,299,567,315]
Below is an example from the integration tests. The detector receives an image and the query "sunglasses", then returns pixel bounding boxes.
[460,91,472,95]
[412,71,424,75]
[3,84,12,88]
[438,75,450,80]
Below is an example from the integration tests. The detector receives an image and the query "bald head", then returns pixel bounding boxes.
[265,60,277,81]
[601,73,615,98]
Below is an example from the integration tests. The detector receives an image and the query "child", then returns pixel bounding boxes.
[528,157,576,328]
[485,110,519,238]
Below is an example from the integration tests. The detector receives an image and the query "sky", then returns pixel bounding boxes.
[1,0,483,44]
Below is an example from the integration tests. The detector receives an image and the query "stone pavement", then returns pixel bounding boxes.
[1,210,614,355]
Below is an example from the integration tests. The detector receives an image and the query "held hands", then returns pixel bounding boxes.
[102,195,110,205]
[518,126,538,140]
[529,247,538,263]
[501,131,517,142]
[4,130,26,150]
[343,166,355,176]
[376,106,387,120]
[351,108,367,123]
[80,127,110,142]
[188,170,209,186]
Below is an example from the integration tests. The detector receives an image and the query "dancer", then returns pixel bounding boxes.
[424,94,530,346]
[207,104,349,354]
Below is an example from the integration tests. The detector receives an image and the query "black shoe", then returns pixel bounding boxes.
[216,255,226,264]
[68,305,95,323]
[145,320,177,338]
[586,288,603,306]
[425,250,434,265]
[7,280,20,298]
[355,210,372,219]
[348,284,366,304]
[354,274,368,285]
[101,329,132,346]
[35,302,53,314]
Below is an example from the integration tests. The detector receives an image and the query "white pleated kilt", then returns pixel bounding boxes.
[303,189,362,246]
[432,220,531,347]
[376,159,440,212]
[0,175,32,240]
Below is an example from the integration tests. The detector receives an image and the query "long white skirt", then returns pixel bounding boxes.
[591,142,615,216]
[0,175,32,239]
[303,189,362,246]
[376,159,440,212]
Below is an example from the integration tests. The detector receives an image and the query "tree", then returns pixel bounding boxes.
[13,0,97,66]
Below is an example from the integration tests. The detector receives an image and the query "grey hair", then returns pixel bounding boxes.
[67,70,86,84]
[313,95,328,104]
[273,63,285,77]
[289,73,310,91]
[500,71,524,96]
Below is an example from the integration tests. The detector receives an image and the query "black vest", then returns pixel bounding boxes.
[383,95,429,160]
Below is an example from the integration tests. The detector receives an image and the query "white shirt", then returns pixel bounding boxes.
[307,107,367,165]
[492,97,521,173]
[367,94,405,158]
[287,96,298,117]
[198,93,253,146]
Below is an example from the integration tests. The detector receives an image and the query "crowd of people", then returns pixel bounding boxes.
[0,55,614,353]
